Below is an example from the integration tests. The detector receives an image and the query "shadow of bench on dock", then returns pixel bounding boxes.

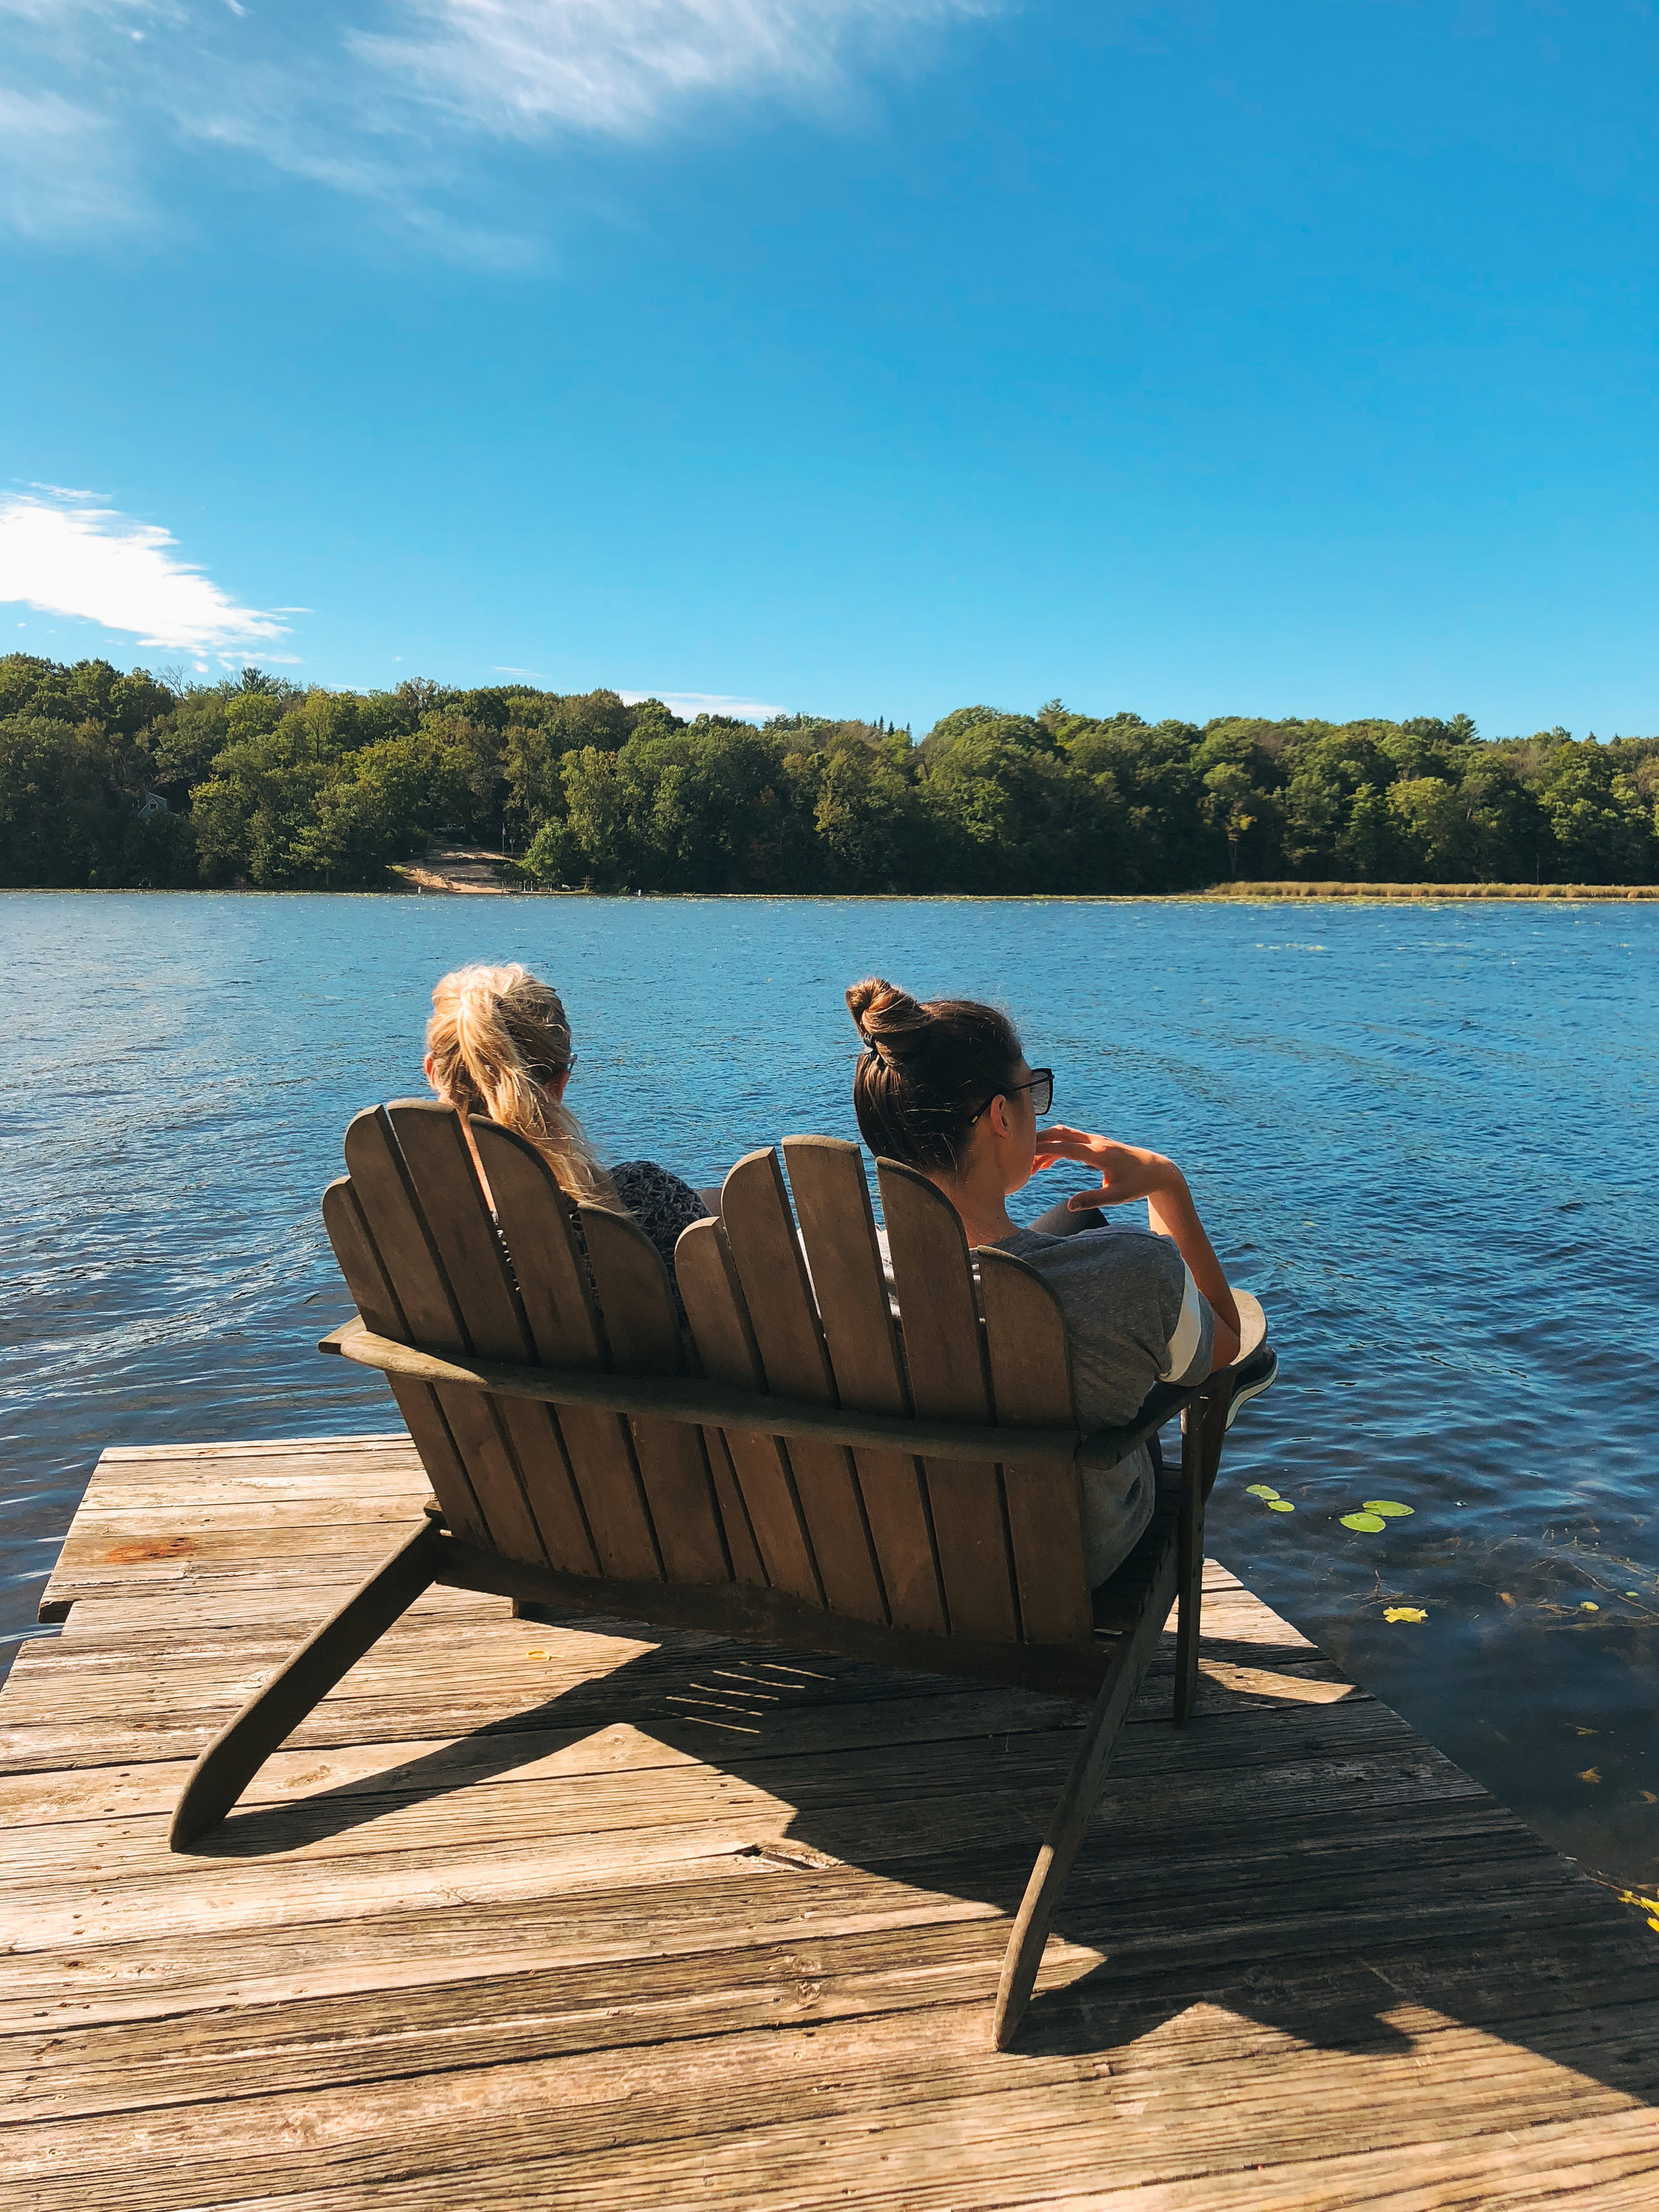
[167,1589,1659,2093]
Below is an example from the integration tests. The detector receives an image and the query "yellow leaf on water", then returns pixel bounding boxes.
[1648,1919,1659,1934]
[1362,1500,1414,1518]
[1643,1792,1658,1805]
[1580,1601,1599,1612]
[1382,1606,1427,1623]
[1342,1511,1387,1532]
[1267,1499,1295,1512]
[1499,1592,1517,1606]
[1246,1485,1281,1501]
[1578,1767,1603,1784]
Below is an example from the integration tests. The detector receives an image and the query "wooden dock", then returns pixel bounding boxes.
[4,1433,1659,2210]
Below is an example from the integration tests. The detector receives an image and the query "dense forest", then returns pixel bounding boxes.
[2,654,1656,894]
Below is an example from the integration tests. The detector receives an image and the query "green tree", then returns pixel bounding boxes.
[1201,761,1260,876]
[0,716,127,885]
[1386,776,1467,879]
[1540,739,1658,882]
[808,740,918,890]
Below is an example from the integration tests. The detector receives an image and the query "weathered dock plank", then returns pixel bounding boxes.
[4,1436,1658,2210]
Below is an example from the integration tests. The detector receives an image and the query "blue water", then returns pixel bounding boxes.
[3,891,1656,1887]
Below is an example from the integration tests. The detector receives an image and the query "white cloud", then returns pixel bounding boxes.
[0,492,291,655]
[354,0,986,140]
[0,0,992,245]
[0,83,143,238]
[622,688,786,722]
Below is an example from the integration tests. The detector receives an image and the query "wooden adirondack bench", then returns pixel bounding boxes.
[170,1100,1274,2049]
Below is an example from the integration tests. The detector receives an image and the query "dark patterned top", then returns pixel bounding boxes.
[609,1159,712,1294]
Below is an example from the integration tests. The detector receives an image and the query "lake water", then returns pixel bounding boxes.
[3,891,1655,1890]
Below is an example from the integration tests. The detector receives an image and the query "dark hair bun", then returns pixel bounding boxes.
[845,977,922,1047]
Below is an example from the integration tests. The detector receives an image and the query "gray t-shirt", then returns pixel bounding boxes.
[994,1222,1216,1589]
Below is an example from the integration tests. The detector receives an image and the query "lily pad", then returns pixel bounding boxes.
[1245,1483,1281,1501]
[1362,1499,1413,1518]
[1341,1511,1387,1532]
[1267,1499,1295,1512]
[1383,1605,1427,1623]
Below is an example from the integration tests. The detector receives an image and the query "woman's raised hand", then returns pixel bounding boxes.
[1032,1124,1184,1211]
[1035,1122,1242,1358]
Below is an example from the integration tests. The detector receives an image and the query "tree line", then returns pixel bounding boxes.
[3,652,1656,894]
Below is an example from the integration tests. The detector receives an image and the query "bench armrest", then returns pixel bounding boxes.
[320,1286,1270,1485]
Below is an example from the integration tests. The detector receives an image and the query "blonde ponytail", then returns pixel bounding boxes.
[427,964,617,1207]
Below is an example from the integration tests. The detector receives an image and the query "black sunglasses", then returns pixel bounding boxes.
[969,1068,1054,1124]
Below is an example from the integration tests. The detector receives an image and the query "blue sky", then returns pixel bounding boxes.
[1,0,1654,737]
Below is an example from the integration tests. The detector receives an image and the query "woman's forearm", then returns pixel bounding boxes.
[1036,1126,1244,1370]
[1147,1173,1241,1349]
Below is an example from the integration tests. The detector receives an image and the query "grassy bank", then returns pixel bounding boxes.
[1196,881,1659,901]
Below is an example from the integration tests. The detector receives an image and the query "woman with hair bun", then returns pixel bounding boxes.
[425,962,708,1290]
[847,976,1257,1590]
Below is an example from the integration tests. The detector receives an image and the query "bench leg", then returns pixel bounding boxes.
[991,1587,1170,2050]
[1173,1382,1228,1726]
[170,1522,444,1850]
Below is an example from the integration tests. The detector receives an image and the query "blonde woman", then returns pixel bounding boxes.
[424,962,708,1288]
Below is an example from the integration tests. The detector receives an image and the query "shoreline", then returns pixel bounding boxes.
[5,881,1658,903]
[1192,879,1659,901]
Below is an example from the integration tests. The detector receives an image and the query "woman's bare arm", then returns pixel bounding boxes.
[1033,1125,1242,1371]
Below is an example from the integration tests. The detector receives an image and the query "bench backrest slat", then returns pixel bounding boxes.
[338,1101,546,1557]
[782,1138,947,1635]
[342,1106,549,1567]
[978,1251,1093,1643]
[580,1205,729,1585]
[390,1104,532,1361]
[467,1120,636,1579]
[878,1159,1021,1643]
[470,1122,606,1364]
[720,1150,889,1625]
[323,1173,491,1548]
[675,1214,822,1602]
[390,1104,601,1574]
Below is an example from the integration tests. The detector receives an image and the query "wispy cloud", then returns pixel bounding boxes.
[355,0,987,139]
[623,688,787,722]
[0,0,993,247]
[0,82,144,240]
[0,491,291,656]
